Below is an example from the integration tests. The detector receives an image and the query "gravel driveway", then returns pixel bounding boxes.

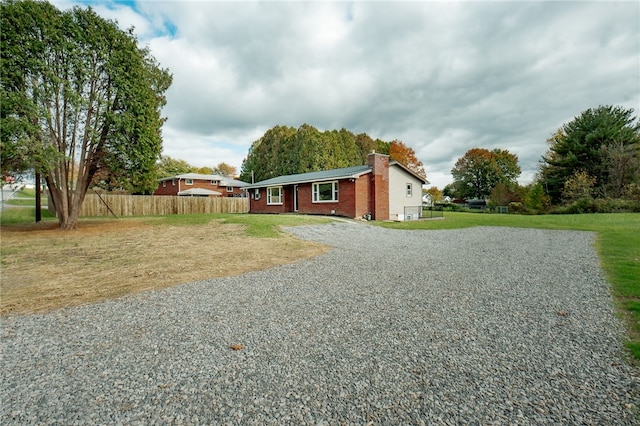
[1,222,638,424]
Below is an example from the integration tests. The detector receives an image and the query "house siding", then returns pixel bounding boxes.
[154,178,245,197]
[388,165,424,220]
[247,153,425,221]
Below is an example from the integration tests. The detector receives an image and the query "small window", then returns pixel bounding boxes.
[267,186,282,205]
[162,181,166,188]
[211,180,218,185]
[185,179,194,186]
[312,181,338,202]
[172,179,176,186]
[226,186,233,192]
[254,188,261,200]
[406,183,412,197]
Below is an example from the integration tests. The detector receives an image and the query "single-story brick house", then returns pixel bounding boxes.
[153,173,248,197]
[245,153,427,221]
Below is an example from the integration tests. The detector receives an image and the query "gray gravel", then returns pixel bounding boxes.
[1,222,639,425]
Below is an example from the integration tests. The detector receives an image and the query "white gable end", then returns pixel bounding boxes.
[388,165,424,221]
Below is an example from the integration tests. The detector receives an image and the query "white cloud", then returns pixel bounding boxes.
[56,1,639,188]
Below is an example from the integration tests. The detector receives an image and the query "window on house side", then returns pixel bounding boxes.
[162,181,166,188]
[172,179,176,186]
[267,186,282,205]
[406,183,412,197]
[211,180,218,185]
[313,181,338,202]
[226,186,233,192]
[254,188,261,200]
[185,179,194,186]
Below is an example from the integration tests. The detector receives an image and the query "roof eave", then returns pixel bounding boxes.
[246,170,371,189]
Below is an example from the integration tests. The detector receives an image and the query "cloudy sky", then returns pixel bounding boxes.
[54,0,639,188]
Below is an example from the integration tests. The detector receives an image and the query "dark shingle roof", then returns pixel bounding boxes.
[245,165,371,188]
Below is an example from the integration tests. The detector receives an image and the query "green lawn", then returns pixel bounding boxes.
[3,203,638,362]
[380,212,640,362]
[0,206,55,224]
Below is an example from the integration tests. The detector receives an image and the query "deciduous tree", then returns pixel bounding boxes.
[212,162,237,177]
[389,140,427,180]
[1,0,171,229]
[156,156,193,178]
[451,148,521,199]
[240,125,427,183]
[423,186,442,205]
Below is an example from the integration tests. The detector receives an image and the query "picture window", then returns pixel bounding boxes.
[312,181,338,202]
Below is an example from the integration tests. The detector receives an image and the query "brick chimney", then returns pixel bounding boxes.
[367,152,389,220]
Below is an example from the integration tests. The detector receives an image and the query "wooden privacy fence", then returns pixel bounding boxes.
[79,194,249,217]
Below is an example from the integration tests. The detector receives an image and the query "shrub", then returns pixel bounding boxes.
[553,198,640,214]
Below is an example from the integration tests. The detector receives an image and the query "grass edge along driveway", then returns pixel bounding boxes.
[379,212,640,363]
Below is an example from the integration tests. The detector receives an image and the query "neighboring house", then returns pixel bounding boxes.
[153,173,248,197]
[245,153,427,221]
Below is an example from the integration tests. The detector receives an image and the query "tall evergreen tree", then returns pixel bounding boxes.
[539,105,640,204]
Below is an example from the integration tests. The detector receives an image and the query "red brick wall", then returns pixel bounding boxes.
[249,180,362,218]
[154,179,179,196]
[248,187,288,214]
[368,154,389,220]
[153,179,244,197]
[354,174,371,218]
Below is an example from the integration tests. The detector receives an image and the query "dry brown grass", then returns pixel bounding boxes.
[0,218,327,316]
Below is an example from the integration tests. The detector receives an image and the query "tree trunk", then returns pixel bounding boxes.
[35,172,41,222]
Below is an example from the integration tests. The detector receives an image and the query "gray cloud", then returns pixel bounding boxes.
[55,0,639,187]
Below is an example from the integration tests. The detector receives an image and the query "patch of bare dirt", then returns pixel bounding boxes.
[0,219,327,315]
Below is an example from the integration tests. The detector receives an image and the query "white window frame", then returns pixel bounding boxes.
[185,179,194,186]
[406,183,413,197]
[254,188,261,200]
[267,186,283,205]
[211,180,218,185]
[172,179,176,186]
[312,181,339,203]
[226,186,233,192]
[162,181,166,188]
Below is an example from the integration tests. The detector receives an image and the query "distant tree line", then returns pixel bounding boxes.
[443,105,639,214]
[239,124,426,183]
[155,156,237,179]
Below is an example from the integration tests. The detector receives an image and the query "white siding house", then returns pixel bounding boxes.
[388,163,425,221]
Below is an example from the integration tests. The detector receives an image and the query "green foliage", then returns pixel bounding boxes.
[562,170,596,203]
[488,182,522,207]
[239,124,423,183]
[451,148,521,199]
[0,207,55,225]
[156,156,195,178]
[1,0,172,228]
[540,105,640,204]
[553,198,640,214]
[523,182,550,213]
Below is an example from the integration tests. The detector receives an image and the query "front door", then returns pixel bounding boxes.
[294,185,299,211]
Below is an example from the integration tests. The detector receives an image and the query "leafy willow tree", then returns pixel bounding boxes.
[240,124,427,182]
[1,0,171,229]
[539,105,640,204]
[451,148,521,199]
